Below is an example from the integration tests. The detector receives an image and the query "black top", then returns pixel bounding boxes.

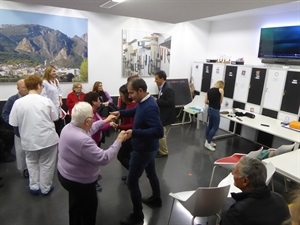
[207,87,221,109]
[221,186,290,225]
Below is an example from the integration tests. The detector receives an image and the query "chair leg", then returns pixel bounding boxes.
[209,166,217,187]
[191,216,196,225]
[215,213,221,225]
[167,198,175,225]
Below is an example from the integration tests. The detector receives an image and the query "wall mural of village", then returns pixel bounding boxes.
[122,30,171,77]
[0,9,88,83]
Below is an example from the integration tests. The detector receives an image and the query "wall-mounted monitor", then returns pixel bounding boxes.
[258,25,300,60]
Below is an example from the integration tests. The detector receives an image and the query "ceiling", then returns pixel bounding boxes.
[5,0,299,23]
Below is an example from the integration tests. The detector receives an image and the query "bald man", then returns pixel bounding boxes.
[1,79,29,177]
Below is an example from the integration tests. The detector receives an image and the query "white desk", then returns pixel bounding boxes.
[264,149,300,184]
[215,109,300,149]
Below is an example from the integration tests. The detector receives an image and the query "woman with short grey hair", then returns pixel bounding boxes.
[57,102,129,225]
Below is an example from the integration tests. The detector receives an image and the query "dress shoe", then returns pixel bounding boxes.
[121,175,127,181]
[156,153,168,158]
[95,182,102,192]
[120,213,144,225]
[23,169,29,179]
[142,196,162,208]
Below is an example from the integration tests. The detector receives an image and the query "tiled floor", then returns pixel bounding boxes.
[0,122,297,225]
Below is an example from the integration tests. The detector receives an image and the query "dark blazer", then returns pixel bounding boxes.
[156,82,176,126]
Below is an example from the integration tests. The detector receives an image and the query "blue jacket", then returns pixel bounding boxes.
[1,93,19,124]
[120,96,163,153]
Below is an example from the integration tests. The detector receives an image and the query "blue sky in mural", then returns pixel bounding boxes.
[0,9,87,38]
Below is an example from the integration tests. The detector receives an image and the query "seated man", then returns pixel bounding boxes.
[220,156,290,225]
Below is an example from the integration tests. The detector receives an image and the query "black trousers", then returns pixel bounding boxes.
[54,119,64,136]
[58,170,98,225]
[117,139,132,170]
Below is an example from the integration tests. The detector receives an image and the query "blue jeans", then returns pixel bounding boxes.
[206,107,220,143]
[127,150,160,216]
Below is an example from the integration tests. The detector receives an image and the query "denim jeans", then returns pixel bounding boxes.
[206,107,220,143]
[127,150,160,216]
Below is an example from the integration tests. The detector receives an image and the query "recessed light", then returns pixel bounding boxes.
[100,0,126,8]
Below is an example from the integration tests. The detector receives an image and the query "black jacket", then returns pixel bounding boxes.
[156,82,176,126]
[221,186,290,225]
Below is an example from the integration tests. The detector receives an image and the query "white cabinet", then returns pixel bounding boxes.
[263,69,287,111]
[233,66,252,103]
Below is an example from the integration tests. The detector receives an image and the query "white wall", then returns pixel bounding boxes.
[0,1,210,100]
[204,11,300,65]
[1,1,300,101]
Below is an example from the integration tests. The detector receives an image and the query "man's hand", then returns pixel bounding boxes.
[110,111,120,118]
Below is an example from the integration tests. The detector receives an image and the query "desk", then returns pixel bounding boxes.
[264,149,300,185]
[214,109,300,149]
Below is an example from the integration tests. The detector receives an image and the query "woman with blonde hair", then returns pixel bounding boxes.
[42,65,64,135]
[204,80,224,152]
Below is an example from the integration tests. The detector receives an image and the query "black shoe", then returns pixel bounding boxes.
[120,213,144,225]
[23,169,29,179]
[156,153,168,158]
[142,196,162,208]
[95,182,102,192]
[121,175,127,181]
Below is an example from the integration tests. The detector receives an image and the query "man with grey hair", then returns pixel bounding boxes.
[57,102,128,225]
[220,156,290,225]
[1,79,28,176]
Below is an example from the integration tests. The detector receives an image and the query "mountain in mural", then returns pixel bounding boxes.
[0,24,87,68]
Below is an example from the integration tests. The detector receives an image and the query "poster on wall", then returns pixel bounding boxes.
[122,29,171,77]
[0,9,88,83]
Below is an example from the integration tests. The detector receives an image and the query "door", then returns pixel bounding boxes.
[281,71,300,114]
[233,66,252,103]
[224,65,237,98]
[247,68,266,105]
[201,63,213,92]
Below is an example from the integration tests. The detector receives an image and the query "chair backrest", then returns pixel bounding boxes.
[265,162,275,185]
[180,185,230,217]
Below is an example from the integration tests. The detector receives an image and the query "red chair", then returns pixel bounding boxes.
[209,153,246,187]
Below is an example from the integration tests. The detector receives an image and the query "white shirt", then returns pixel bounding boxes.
[41,79,62,117]
[9,94,59,151]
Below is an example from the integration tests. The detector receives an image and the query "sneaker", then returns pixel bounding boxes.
[142,196,162,208]
[41,185,54,196]
[30,188,40,195]
[205,141,215,152]
[211,141,217,147]
[120,213,144,225]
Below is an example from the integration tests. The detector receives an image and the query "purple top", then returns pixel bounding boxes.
[57,122,121,184]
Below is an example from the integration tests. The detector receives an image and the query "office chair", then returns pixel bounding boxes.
[168,185,230,225]
[209,153,246,187]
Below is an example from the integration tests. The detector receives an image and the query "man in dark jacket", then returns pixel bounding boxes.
[220,156,290,225]
[154,70,176,157]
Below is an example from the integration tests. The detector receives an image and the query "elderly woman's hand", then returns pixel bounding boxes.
[117,130,128,142]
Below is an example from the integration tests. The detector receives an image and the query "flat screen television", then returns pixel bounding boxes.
[258,25,300,60]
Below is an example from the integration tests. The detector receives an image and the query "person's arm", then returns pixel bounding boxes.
[48,99,59,121]
[156,87,175,107]
[220,205,242,225]
[105,91,113,103]
[1,97,14,124]
[57,79,63,106]
[66,93,76,113]
[219,88,224,104]
[205,90,209,104]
